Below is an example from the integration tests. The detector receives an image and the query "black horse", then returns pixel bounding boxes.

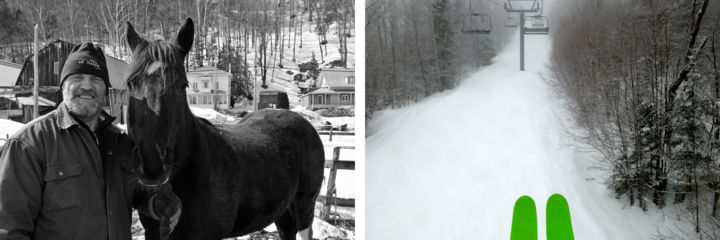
[125,18,325,240]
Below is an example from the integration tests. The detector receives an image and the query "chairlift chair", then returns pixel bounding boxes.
[504,0,540,12]
[523,15,549,34]
[462,13,492,34]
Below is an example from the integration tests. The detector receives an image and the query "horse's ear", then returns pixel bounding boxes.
[126,22,146,52]
[176,18,194,56]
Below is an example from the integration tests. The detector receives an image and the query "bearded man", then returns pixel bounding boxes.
[0,43,178,240]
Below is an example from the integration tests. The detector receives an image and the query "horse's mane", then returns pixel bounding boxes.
[126,40,188,96]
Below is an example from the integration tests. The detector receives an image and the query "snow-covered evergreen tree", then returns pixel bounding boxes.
[431,0,455,91]
[669,75,712,205]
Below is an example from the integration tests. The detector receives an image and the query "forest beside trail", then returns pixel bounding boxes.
[550,0,720,238]
[0,0,353,103]
[365,0,514,118]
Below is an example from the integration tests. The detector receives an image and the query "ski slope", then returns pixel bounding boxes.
[366,33,686,239]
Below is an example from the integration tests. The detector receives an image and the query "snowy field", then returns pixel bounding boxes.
[366,31,691,239]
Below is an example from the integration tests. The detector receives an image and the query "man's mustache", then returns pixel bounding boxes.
[73,89,98,97]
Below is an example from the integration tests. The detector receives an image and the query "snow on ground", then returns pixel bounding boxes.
[190,106,237,123]
[292,105,356,131]
[366,31,689,239]
[0,119,24,146]
[319,134,357,200]
[323,117,355,130]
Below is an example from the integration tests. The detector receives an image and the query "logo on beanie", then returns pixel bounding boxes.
[78,58,101,70]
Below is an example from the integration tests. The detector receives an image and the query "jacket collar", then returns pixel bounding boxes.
[56,102,117,131]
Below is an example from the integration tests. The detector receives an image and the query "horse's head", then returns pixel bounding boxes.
[125,18,193,186]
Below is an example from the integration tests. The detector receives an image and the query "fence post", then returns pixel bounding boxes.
[323,146,341,221]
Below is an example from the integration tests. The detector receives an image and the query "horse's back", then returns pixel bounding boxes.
[222,109,324,189]
[234,109,320,146]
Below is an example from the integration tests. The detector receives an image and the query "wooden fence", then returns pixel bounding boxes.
[317,146,355,221]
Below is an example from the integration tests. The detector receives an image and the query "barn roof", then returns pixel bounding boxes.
[0,60,22,69]
[306,88,338,95]
[14,96,55,106]
[0,60,22,87]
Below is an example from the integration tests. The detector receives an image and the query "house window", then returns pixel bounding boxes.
[340,94,350,103]
[203,81,209,89]
[192,82,198,90]
[214,81,219,89]
[189,96,197,104]
[347,76,355,84]
[54,61,60,75]
[315,95,325,105]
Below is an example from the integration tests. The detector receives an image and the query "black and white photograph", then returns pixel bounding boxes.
[0,0,355,239]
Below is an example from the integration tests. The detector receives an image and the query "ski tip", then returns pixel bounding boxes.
[547,193,568,206]
[515,195,535,204]
[511,195,538,240]
[546,193,574,240]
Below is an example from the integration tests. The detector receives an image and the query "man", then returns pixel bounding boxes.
[0,43,178,240]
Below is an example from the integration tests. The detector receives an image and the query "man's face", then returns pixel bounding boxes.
[62,73,106,118]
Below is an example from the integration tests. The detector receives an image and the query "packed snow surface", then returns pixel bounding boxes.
[366,33,685,239]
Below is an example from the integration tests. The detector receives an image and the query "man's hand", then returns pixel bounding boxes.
[153,184,181,240]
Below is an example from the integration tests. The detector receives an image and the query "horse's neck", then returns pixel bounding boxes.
[175,108,246,189]
[175,107,204,164]
[177,107,226,166]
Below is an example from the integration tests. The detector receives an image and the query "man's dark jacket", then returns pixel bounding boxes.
[0,102,146,240]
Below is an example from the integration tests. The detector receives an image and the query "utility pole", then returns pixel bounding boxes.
[33,24,39,119]
[520,12,525,71]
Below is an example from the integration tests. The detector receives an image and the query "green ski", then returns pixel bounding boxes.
[546,193,574,240]
[510,195,537,240]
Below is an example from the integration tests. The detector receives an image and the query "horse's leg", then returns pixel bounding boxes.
[292,187,321,240]
[274,210,297,240]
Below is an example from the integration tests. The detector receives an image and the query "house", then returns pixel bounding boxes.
[300,69,355,110]
[186,66,232,110]
[13,40,130,123]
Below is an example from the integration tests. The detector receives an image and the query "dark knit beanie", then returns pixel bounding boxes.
[60,43,110,90]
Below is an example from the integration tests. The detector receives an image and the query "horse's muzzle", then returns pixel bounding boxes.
[132,145,173,187]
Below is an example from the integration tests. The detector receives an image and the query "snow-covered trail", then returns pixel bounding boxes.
[366,34,678,239]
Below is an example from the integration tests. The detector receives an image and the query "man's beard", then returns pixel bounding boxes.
[67,97,102,118]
